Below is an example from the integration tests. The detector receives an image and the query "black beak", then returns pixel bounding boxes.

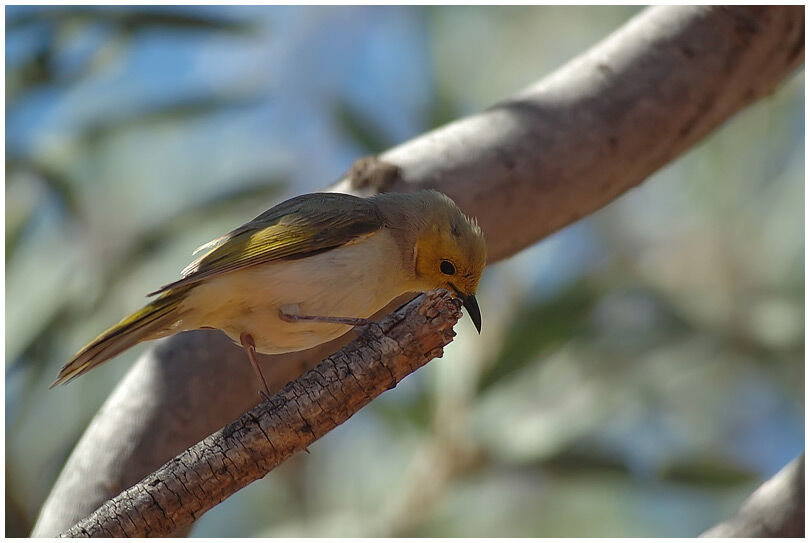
[461,293,482,334]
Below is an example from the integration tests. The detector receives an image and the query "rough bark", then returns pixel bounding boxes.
[701,454,805,538]
[34,5,804,536]
[60,290,462,537]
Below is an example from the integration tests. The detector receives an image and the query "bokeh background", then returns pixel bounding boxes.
[5,5,804,537]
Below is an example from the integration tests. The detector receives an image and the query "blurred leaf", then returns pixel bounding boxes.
[5,204,34,263]
[92,177,288,312]
[80,93,265,147]
[421,5,465,130]
[7,7,257,36]
[478,282,600,393]
[5,159,82,261]
[659,457,758,487]
[6,34,56,101]
[11,34,129,103]
[6,7,258,102]
[6,303,77,435]
[535,448,635,477]
[530,448,757,488]
[5,159,80,213]
[6,302,75,377]
[120,178,286,265]
[423,85,463,130]
[372,388,434,432]
[333,99,394,154]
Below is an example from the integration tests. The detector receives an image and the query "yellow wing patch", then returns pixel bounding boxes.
[149,193,385,296]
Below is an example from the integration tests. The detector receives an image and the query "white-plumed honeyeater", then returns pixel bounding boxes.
[51,190,487,395]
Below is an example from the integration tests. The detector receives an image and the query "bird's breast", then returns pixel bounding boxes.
[180,229,413,353]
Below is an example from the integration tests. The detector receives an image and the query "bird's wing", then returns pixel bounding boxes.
[148,192,385,295]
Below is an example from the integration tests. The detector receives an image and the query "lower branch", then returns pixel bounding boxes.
[61,290,462,537]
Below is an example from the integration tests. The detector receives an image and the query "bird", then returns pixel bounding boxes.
[51,190,487,396]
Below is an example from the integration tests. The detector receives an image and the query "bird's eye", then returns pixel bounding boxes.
[440,260,456,275]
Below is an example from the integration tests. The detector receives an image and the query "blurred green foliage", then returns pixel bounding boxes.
[5,6,803,537]
[479,281,599,392]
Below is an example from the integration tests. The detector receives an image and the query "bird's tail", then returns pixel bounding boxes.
[50,288,189,387]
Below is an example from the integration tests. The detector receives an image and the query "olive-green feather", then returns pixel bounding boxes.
[149,193,385,295]
[50,288,189,387]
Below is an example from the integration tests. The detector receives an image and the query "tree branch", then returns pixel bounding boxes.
[35,5,804,536]
[60,290,462,537]
[701,454,804,538]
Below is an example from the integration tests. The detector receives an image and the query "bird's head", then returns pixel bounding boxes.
[410,191,487,332]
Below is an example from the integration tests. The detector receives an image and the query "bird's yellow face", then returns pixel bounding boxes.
[413,208,487,331]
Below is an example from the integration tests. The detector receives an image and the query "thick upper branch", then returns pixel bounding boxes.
[366,6,804,260]
[61,291,462,537]
[335,6,804,262]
